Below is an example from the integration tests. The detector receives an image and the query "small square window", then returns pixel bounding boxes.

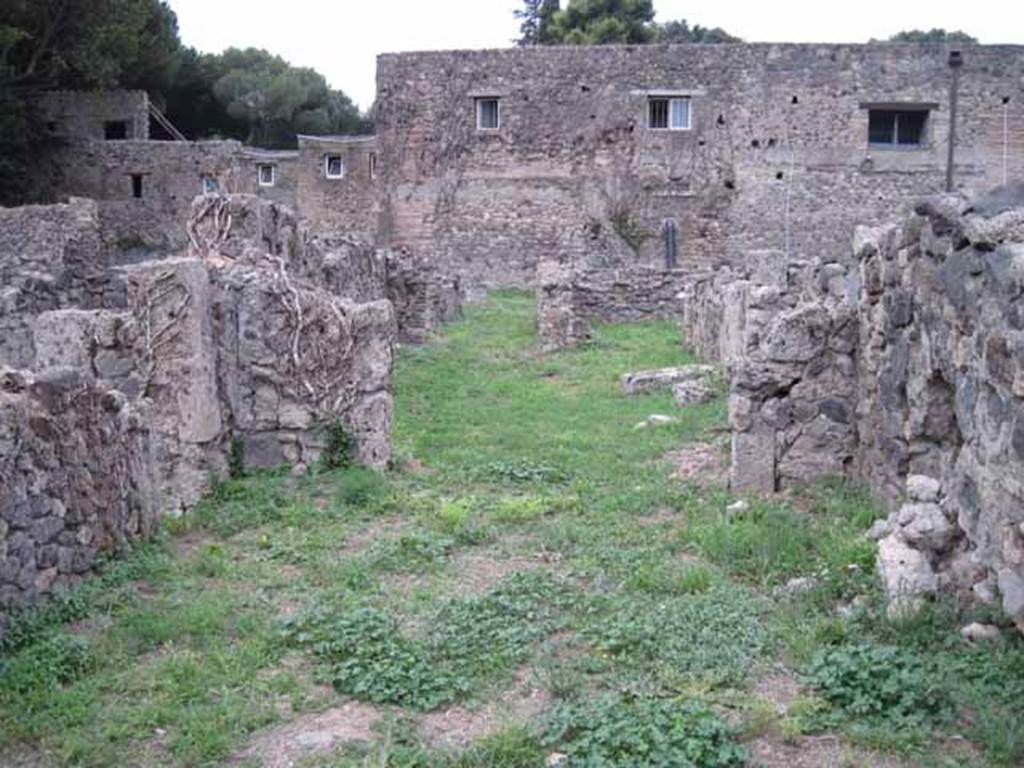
[476,98,500,130]
[105,120,128,140]
[648,97,691,130]
[368,152,378,179]
[325,154,345,179]
[868,109,928,147]
[258,164,275,187]
[202,176,220,194]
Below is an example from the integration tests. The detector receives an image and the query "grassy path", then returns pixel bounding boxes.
[1,291,1022,767]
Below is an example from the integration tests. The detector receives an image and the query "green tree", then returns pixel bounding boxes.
[208,48,367,147]
[654,20,740,44]
[549,0,656,45]
[515,0,561,46]
[878,29,978,43]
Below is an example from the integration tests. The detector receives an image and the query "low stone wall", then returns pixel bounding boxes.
[0,194,398,623]
[0,198,123,369]
[535,261,700,351]
[698,186,1024,630]
[386,250,463,344]
[855,191,1024,629]
[0,367,157,625]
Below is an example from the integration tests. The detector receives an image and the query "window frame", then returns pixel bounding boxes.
[325,154,345,179]
[863,104,933,150]
[368,151,378,180]
[475,97,501,131]
[257,164,275,187]
[201,176,220,195]
[648,96,691,131]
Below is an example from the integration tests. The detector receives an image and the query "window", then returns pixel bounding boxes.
[105,120,128,140]
[202,176,220,194]
[476,98,500,130]
[325,154,345,179]
[258,164,275,187]
[368,152,377,179]
[648,97,691,130]
[131,174,143,199]
[868,110,928,147]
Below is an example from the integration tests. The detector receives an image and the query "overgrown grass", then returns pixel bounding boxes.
[3,291,1022,767]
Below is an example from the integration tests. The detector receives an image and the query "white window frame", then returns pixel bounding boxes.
[201,176,220,194]
[475,97,501,131]
[257,164,275,187]
[325,154,345,179]
[368,151,378,180]
[648,96,692,131]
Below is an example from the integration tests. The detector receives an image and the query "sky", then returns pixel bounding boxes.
[168,0,1023,110]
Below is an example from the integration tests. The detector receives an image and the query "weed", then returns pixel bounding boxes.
[801,643,953,733]
[0,633,94,699]
[228,434,246,478]
[323,419,356,470]
[584,585,766,688]
[543,692,748,767]
[482,459,569,485]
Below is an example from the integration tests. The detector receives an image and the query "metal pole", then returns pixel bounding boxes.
[1004,97,1011,186]
[946,50,963,193]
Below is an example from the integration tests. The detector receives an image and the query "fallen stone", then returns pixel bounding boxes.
[782,576,817,595]
[906,474,941,503]
[961,622,1001,643]
[633,413,678,430]
[546,753,568,768]
[726,499,749,515]
[877,533,938,617]
[621,365,715,395]
[673,379,716,406]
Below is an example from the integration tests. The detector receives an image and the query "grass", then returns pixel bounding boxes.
[2,290,1022,767]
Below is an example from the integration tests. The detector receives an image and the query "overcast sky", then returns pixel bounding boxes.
[168,0,1023,110]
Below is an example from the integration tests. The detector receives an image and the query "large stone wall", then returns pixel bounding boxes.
[295,135,379,240]
[0,367,157,625]
[376,44,1024,289]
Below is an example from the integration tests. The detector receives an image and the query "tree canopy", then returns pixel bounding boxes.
[877,29,978,44]
[513,0,740,46]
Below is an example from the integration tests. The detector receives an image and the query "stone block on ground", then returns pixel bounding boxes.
[621,364,715,395]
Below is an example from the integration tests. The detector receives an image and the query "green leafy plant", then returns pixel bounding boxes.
[801,643,953,733]
[228,434,245,478]
[322,419,356,470]
[585,585,766,687]
[482,458,570,485]
[543,692,748,767]
[0,633,95,698]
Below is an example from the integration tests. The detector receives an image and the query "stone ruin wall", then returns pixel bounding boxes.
[376,44,1024,291]
[0,368,157,628]
[678,186,1024,630]
[37,90,151,141]
[0,194,400,624]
